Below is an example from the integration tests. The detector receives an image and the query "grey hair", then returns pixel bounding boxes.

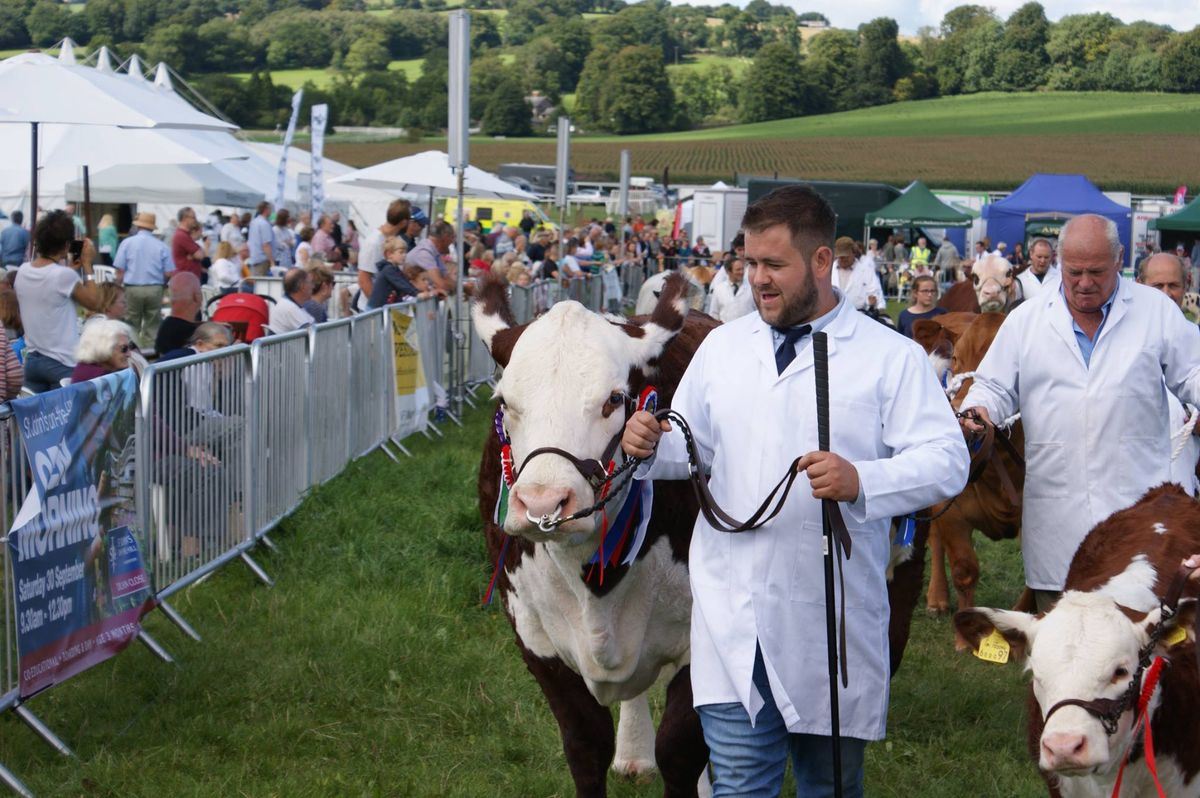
[1060,214,1120,262]
[189,321,233,348]
[1029,237,1054,254]
[75,318,136,364]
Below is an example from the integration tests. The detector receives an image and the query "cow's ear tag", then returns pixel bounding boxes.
[1163,624,1188,648]
[973,629,1010,665]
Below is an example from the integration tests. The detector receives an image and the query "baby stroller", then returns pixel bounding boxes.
[206,293,275,343]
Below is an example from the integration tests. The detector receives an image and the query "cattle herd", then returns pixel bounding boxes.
[469,272,1200,798]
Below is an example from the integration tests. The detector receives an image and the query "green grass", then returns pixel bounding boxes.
[232,59,424,90]
[0,406,1046,796]
[387,57,423,81]
[665,52,752,77]
[591,91,1200,142]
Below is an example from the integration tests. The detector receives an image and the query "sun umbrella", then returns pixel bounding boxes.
[330,150,537,200]
[0,52,237,225]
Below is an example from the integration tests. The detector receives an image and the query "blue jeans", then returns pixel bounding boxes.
[23,351,72,393]
[696,646,867,798]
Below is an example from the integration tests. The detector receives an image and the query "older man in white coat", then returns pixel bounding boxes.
[1015,237,1060,300]
[707,257,755,322]
[831,236,883,312]
[623,186,968,797]
[961,214,1200,612]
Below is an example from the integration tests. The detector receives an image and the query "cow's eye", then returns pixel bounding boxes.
[972,275,980,286]
[608,392,625,407]
[1112,666,1130,682]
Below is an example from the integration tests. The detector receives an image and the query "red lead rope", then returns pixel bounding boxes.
[1110,656,1167,798]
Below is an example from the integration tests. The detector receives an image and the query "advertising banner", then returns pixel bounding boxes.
[310,103,328,219]
[7,370,152,698]
[274,89,304,212]
[390,309,431,439]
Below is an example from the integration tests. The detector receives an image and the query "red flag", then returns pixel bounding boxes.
[1174,185,1187,206]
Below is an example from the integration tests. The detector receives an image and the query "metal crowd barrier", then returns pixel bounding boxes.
[2,302,441,796]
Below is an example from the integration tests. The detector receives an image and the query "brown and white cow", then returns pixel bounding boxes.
[956,484,1200,798]
[939,254,1021,313]
[475,274,716,797]
[914,311,1026,616]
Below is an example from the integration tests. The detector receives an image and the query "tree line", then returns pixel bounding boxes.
[3,0,1199,135]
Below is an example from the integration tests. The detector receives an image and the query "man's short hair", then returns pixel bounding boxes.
[189,321,233,348]
[740,185,836,260]
[386,199,412,227]
[256,200,271,216]
[1029,237,1053,255]
[429,220,455,239]
[283,268,309,295]
[176,207,194,222]
[33,210,74,258]
[10,210,22,225]
[1060,215,1120,262]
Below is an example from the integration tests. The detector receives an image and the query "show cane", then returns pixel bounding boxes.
[813,330,845,798]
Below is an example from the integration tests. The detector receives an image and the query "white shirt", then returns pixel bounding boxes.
[641,294,967,738]
[210,257,241,290]
[962,279,1200,589]
[1016,264,1060,301]
[269,296,315,334]
[359,228,386,277]
[219,221,244,247]
[835,258,884,310]
[707,276,754,323]
[15,261,81,367]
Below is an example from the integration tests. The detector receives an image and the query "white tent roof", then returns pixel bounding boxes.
[0,52,234,131]
[65,163,264,207]
[331,150,537,200]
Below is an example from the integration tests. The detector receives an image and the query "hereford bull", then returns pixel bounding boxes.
[913,311,1025,615]
[473,273,928,796]
[939,254,1022,313]
[956,484,1200,798]
[474,274,716,797]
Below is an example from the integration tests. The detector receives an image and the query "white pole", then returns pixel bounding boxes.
[617,149,631,249]
[555,116,570,231]
[448,10,470,418]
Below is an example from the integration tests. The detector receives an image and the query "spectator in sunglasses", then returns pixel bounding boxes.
[70,318,140,383]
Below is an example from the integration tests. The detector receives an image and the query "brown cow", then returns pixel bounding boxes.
[956,484,1200,798]
[913,312,1026,615]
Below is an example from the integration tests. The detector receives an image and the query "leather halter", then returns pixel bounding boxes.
[1041,561,1200,736]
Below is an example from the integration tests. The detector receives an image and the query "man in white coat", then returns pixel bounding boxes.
[707,257,755,322]
[832,236,883,312]
[623,186,968,797]
[1015,237,1060,300]
[961,214,1200,612]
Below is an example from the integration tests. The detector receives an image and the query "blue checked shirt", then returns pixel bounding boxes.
[113,230,171,285]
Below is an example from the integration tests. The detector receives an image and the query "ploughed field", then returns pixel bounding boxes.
[0,405,1045,796]
[318,92,1200,193]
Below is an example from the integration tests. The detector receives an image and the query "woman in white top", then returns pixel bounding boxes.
[15,210,106,392]
[295,227,314,268]
[561,238,584,278]
[210,241,243,294]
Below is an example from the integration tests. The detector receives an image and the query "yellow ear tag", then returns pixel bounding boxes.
[973,629,1011,665]
[1163,625,1188,648]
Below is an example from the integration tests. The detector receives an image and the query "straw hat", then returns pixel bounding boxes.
[132,212,157,230]
[834,236,856,258]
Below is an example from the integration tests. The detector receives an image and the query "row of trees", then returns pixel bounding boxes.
[3,0,1200,136]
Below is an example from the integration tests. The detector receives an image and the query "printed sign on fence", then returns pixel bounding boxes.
[7,370,153,698]
[390,308,431,439]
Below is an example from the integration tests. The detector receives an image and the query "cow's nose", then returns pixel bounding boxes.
[510,485,577,525]
[1042,733,1089,769]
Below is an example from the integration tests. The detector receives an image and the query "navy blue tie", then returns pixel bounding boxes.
[773,324,812,375]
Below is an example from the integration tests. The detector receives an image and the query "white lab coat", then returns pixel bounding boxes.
[1168,393,1200,496]
[962,279,1200,590]
[1016,265,1060,301]
[641,295,967,739]
[835,258,883,311]
[707,276,754,323]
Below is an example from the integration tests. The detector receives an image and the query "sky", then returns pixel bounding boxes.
[672,0,1200,36]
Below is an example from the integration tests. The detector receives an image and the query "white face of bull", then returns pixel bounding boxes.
[474,277,688,545]
[959,590,1196,779]
[973,254,1015,312]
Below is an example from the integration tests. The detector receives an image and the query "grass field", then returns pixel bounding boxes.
[321,91,1200,192]
[0,403,1048,797]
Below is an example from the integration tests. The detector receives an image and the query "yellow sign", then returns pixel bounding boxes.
[973,629,1011,665]
[391,309,422,396]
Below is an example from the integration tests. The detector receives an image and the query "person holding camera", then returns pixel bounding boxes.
[15,209,106,392]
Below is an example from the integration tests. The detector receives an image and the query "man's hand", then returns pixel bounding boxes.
[959,405,991,435]
[796,451,860,502]
[621,410,671,459]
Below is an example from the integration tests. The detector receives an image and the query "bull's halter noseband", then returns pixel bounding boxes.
[1041,561,1199,736]
[495,387,657,533]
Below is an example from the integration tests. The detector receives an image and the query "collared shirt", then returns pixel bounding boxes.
[311,228,337,258]
[172,226,201,276]
[248,215,274,266]
[405,238,446,276]
[769,292,843,353]
[1063,283,1117,367]
[113,229,172,285]
[0,225,29,265]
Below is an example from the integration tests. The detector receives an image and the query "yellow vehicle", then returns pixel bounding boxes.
[442,198,558,235]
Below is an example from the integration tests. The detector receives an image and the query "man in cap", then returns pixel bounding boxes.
[832,236,883,312]
[113,212,173,349]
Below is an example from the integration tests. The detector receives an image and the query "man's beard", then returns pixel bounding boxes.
[754,274,820,327]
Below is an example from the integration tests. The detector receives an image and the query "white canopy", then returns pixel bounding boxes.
[64,163,265,207]
[331,150,537,200]
[0,52,234,131]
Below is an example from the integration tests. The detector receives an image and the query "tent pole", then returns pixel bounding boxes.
[83,165,92,239]
[427,186,434,226]
[29,122,37,259]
